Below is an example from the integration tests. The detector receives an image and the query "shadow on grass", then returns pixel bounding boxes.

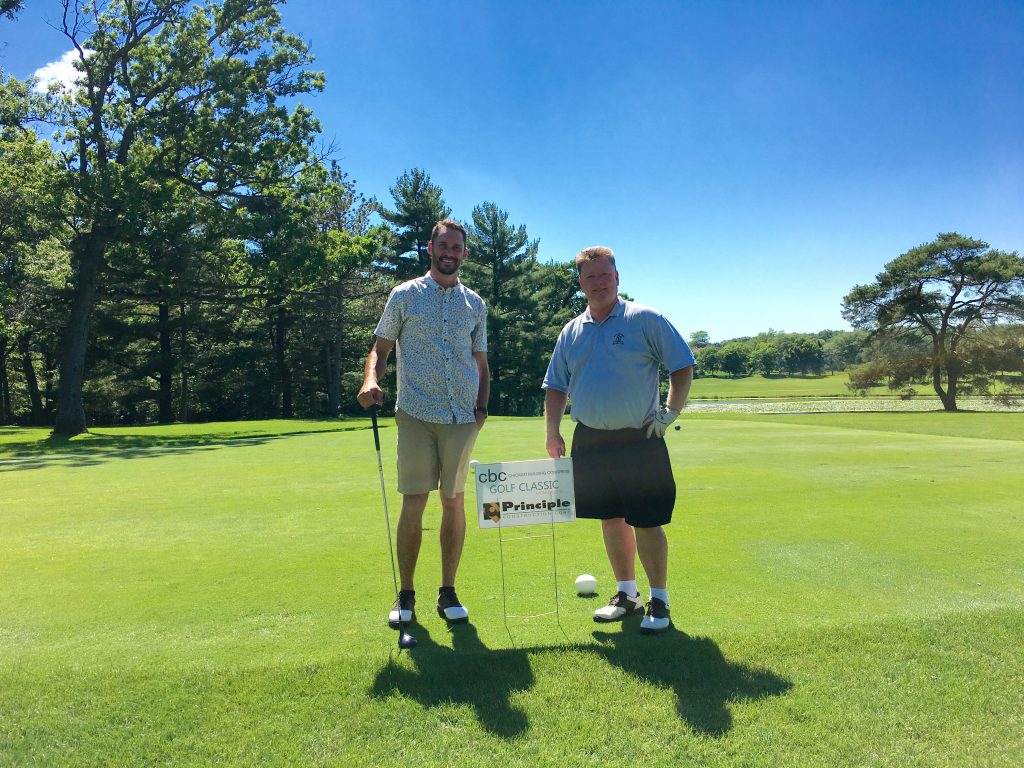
[0,423,373,473]
[370,622,533,738]
[590,621,793,736]
[370,619,791,739]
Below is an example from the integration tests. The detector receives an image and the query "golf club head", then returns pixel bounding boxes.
[397,630,418,649]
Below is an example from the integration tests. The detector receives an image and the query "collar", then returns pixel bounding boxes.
[584,298,624,324]
[423,272,461,292]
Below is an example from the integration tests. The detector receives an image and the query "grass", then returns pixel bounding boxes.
[2,413,1023,766]
[691,372,934,400]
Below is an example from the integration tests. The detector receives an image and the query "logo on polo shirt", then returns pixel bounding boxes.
[612,333,624,345]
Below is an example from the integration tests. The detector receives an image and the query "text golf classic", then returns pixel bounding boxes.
[477,469,561,494]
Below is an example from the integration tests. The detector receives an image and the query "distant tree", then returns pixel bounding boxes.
[843,233,1024,411]
[776,333,824,375]
[962,324,1024,376]
[689,330,710,348]
[845,360,888,395]
[748,342,780,375]
[376,168,450,282]
[822,330,869,372]
[719,341,751,377]
[695,345,721,376]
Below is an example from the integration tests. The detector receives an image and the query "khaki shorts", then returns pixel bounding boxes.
[395,409,480,498]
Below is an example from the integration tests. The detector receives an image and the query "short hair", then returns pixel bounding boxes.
[430,219,467,246]
[575,246,616,272]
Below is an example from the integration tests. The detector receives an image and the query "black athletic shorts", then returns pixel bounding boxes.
[570,421,676,528]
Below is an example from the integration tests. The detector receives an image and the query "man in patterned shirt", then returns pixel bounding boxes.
[357,219,490,629]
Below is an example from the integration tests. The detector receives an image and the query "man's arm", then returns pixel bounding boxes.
[474,351,490,427]
[544,388,569,458]
[666,365,693,412]
[356,337,395,408]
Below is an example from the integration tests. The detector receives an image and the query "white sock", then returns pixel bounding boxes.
[650,587,669,606]
[617,580,639,597]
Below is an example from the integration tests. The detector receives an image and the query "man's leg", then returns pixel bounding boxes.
[437,491,470,623]
[439,491,467,586]
[397,492,429,591]
[635,524,668,590]
[601,517,637,581]
[592,517,643,622]
[636,524,672,633]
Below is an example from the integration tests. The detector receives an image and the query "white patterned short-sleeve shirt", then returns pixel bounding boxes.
[375,273,488,424]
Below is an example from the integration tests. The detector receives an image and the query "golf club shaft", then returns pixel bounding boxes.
[371,406,401,601]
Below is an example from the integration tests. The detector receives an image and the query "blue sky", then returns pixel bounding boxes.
[3,1,1022,342]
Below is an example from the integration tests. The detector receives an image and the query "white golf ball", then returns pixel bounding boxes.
[469,459,479,469]
[575,573,597,596]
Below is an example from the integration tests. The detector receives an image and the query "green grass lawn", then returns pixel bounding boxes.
[690,372,935,399]
[2,414,1023,766]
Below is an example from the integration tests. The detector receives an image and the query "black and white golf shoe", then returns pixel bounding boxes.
[639,597,672,634]
[388,590,416,629]
[593,591,644,622]
[436,586,469,624]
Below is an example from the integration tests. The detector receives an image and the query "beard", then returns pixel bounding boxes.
[432,253,461,275]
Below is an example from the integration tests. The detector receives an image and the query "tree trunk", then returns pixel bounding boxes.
[17,333,45,425]
[273,303,292,418]
[324,284,342,418]
[0,335,11,424]
[158,301,173,423]
[54,235,106,436]
[932,361,959,411]
[179,300,190,422]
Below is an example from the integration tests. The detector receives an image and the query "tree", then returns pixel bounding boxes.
[1,1,23,21]
[695,345,721,376]
[0,105,70,424]
[376,168,450,282]
[689,330,710,348]
[719,341,751,377]
[822,330,869,372]
[776,333,824,375]
[843,233,1024,411]
[748,342,779,375]
[464,202,539,415]
[45,0,324,435]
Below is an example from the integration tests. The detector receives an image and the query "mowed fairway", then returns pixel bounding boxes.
[1,413,1022,767]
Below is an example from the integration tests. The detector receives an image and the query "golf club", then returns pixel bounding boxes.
[370,404,417,650]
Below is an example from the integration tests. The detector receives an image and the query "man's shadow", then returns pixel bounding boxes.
[370,621,791,739]
[590,621,793,736]
[370,622,533,738]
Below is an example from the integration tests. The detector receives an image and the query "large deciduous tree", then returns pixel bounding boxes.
[842,233,1024,411]
[48,0,323,435]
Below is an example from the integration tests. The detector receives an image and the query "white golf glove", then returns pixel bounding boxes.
[645,407,679,439]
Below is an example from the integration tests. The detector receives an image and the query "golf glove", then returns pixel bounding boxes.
[646,407,679,438]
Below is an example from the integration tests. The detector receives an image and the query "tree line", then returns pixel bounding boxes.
[0,1,586,434]
[2,4,1022,429]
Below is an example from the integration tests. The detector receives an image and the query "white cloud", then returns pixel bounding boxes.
[32,49,91,93]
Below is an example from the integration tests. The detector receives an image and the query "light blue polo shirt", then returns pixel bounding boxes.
[375,273,487,425]
[543,299,694,430]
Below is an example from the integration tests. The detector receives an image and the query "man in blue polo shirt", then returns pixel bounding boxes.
[543,246,694,633]
[358,219,490,629]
